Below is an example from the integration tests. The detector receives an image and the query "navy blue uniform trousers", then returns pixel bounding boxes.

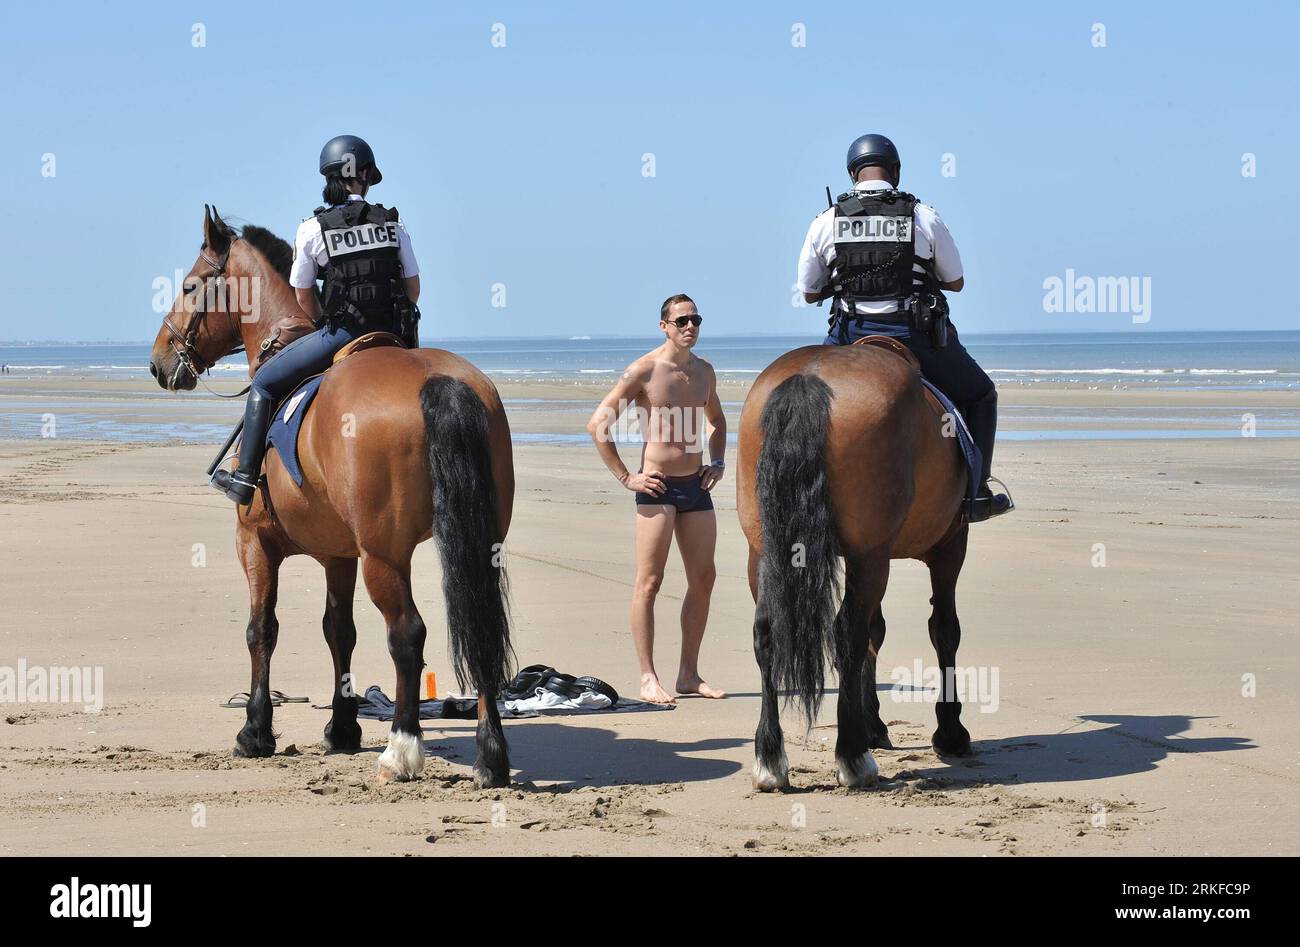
[251,324,358,400]
[823,318,994,406]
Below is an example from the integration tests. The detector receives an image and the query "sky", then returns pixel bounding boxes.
[0,1,1294,341]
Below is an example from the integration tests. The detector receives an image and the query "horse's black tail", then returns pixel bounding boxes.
[420,376,514,697]
[757,373,841,724]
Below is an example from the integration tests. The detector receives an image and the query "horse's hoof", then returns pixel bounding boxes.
[836,752,879,789]
[472,765,510,790]
[376,730,424,784]
[323,719,362,754]
[233,729,275,758]
[752,756,790,792]
[931,728,973,757]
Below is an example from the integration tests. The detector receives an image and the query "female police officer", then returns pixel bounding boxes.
[211,134,421,504]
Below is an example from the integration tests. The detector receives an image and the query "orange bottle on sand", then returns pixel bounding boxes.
[424,671,437,701]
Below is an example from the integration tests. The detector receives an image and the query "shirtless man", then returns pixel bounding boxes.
[586,294,727,704]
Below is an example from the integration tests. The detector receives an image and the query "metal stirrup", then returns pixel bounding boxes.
[986,475,1015,512]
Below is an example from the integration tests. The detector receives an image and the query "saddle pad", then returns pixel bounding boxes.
[265,374,325,487]
[920,378,983,502]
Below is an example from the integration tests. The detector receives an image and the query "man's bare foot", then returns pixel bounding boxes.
[676,675,727,699]
[640,673,676,704]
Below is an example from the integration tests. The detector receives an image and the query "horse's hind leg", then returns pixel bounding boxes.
[864,604,892,749]
[320,557,362,753]
[835,553,890,788]
[361,554,426,783]
[234,529,283,758]
[926,527,973,757]
[749,548,788,791]
[752,601,789,791]
[474,691,509,789]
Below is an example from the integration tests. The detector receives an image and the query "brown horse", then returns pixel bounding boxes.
[736,341,973,791]
[149,207,515,787]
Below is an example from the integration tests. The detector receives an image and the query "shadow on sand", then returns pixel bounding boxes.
[352,712,1254,790]
[902,713,1256,785]
[407,722,748,789]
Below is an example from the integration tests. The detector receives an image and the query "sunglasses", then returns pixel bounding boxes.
[664,315,703,328]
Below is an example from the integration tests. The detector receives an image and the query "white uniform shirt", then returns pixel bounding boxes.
[796,180,963,315]
[289,193,419,289]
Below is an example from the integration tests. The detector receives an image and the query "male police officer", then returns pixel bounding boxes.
[796,134,1010,522]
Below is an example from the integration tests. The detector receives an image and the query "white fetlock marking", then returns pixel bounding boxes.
[377,729,424,783]
[752,750,790,791]
[836,751,879,788]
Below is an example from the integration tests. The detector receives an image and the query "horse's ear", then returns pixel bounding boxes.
[203,203,231,255]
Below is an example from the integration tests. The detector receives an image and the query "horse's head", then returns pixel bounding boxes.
[149,205,244,390]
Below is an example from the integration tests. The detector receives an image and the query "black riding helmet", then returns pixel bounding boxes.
[846,133,900,181]
[318,134,382,184]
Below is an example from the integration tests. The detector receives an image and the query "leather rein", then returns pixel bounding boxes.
[161,246,252,398]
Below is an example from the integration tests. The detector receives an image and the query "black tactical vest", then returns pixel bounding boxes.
[829,188,928,314]
[314,200,409,334]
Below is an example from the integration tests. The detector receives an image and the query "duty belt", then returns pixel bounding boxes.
[832,307,911,327]
[831,298,949,348]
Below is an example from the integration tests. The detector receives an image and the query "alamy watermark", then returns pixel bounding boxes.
[49,877,150,927]
[1043,268,1151,324]
[888,659,1000,714]
[151,271,264,321]
[1,659,104,713]
[589,400,707,452]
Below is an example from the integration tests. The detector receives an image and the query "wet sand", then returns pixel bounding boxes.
[0,377,1297,855]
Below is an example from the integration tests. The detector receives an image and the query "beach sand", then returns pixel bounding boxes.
[0,376,1297,855]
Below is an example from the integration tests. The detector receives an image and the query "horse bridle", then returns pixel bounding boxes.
[162,246,250,397]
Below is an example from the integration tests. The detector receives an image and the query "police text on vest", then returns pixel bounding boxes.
[324,222,400,256]
[834,216,912,242]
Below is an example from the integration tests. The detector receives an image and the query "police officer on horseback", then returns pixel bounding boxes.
[211,134,422,504]
[796,134,1011,522]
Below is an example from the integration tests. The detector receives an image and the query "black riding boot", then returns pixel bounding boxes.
[964,389,1012,523]
[211,389,274,505]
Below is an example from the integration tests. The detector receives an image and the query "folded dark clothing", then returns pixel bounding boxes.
[502,664,554,701]
[355,685,444,721]
[503,665,619,704]
[439,697,479,719]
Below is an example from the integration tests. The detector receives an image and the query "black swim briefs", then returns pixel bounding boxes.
[634,471,715,514]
